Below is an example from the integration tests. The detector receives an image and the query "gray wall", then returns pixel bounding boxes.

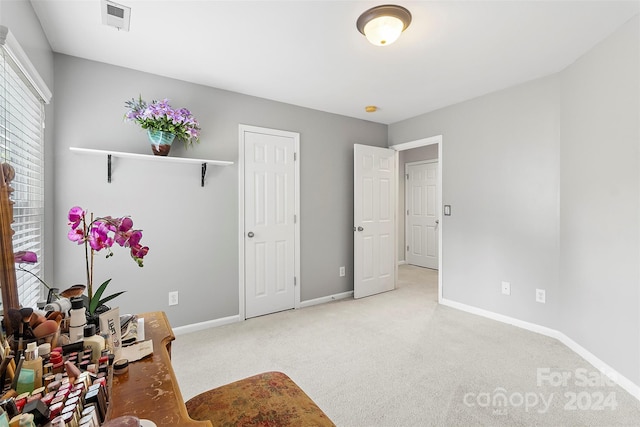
[390,74,561,328]
[397,145,439,262]
[52,54,387,327]
[389,15,639,386]
[559,15,639,386]
[0,0,55,291]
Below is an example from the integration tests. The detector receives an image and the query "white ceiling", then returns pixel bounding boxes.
[30,0,639,124]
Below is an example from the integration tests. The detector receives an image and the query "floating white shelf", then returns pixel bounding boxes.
[70,147,233,186]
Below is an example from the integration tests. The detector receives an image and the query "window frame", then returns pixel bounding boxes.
[0,26,52,311]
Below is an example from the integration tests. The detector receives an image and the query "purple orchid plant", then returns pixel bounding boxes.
[124,96,201,146]
[68,206,149,315]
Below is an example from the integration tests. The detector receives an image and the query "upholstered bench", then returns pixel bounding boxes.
[185,371,335,426]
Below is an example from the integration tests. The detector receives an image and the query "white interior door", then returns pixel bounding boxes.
[406,161,439,269]
[243,127,298,318]
[354,144,396,299]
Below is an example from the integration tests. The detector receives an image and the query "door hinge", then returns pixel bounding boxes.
[294,214,297,224]
[294,277,297,286]
[406,174,409,180]
[294,152,297,161]
[406,209,409,215]
[407,245,409,252]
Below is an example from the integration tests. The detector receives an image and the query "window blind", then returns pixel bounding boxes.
[0,29,48,309]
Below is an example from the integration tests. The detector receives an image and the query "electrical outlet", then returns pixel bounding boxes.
[168,291,179,306]
[536,289,546,304]
[339,266,346,277]
[501,281,511,296]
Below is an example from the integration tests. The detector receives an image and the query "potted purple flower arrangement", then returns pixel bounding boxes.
[124,96,201,156]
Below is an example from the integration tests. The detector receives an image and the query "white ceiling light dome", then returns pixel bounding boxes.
[356,4,412,46]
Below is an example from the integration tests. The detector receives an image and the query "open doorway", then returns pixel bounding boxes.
[390,135,442,302]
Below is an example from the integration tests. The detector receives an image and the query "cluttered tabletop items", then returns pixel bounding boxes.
[0,297,158,427]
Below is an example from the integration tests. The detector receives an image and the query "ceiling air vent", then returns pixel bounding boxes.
[101,0,131,31]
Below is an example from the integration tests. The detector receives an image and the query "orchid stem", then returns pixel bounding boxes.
[17,265,59,300]
[84,213,93,303]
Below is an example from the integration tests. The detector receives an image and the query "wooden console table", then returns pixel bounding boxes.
[105,311,212,426]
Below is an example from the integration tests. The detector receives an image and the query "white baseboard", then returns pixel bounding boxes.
[173,291,354,335]
[440,298,560,338]
[558,333,640,401]
[172,314,240,336]
[398,260,407,265]
[440,298,640,401]
[299,291,353,308]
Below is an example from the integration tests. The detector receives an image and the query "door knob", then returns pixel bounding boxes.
[435,219,439,224]
[357,226,364,232]
[247,231,255,238]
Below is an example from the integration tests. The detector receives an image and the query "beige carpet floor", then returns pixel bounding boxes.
[172,265,640,426]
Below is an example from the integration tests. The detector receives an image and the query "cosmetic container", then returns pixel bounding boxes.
[113,359,128,376]
[79,413,97,427]
[68,298,86,343]
[22,342,42,389]
[49,351,64,375]
[81,404,100,425]
[37,343,51,363]
[82,326,104,364]
[44,298,72,317]
[8,413,35,427]
[49,416,65,427]
[22,399,49,426]
[15,368,34,395]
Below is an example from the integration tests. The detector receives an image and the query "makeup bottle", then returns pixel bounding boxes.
[22,342,42,389]
[37,343,51,364]
[15,364,34,395]
[83,325,105,364]
[69,297,86,343]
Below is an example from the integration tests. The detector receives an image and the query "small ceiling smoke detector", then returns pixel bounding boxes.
[101,0,131,31]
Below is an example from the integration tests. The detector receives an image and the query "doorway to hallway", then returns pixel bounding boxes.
[391,135,443,302]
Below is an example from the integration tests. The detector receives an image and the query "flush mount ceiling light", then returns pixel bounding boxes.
[356,4,412,46]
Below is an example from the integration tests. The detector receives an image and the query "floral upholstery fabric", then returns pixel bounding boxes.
[185,371,335,427]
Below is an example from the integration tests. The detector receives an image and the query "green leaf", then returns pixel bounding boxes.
[90,278,112,314]
[98,291,126,308]
[90,278,127,314]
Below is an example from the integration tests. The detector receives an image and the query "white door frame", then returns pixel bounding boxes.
[405,159,440,269]
[238,124,301,321]
[390,135,443,303]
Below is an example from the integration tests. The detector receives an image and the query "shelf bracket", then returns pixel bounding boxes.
[107,154,112,183]
[201,163,207,187]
